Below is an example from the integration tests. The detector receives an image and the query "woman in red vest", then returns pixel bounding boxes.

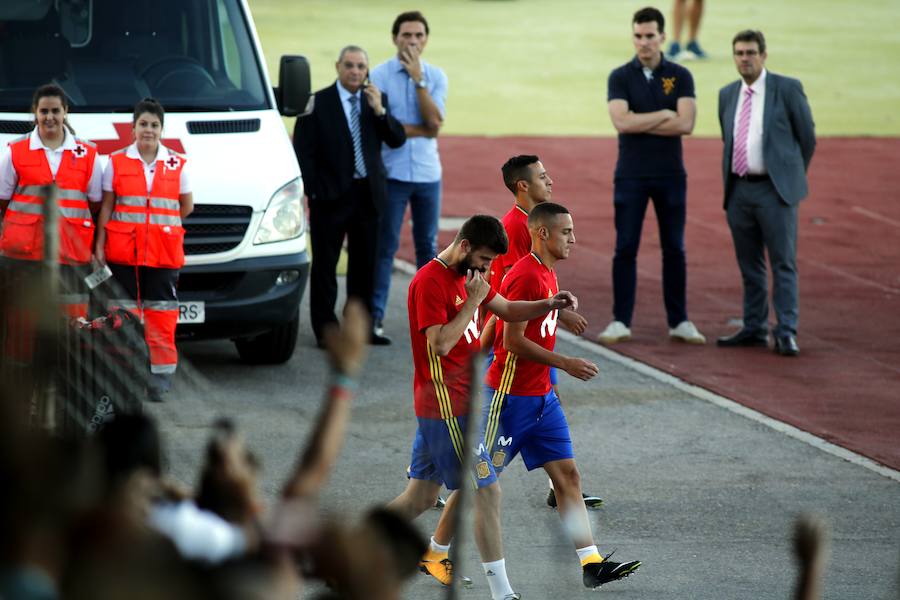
[95,98,193,400]
[0,84,103,361]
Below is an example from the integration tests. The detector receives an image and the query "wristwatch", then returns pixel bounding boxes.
[415,78,427,90]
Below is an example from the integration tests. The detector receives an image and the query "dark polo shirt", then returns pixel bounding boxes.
[607,55,695,179]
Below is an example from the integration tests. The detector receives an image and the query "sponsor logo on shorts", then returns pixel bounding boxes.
[499,435,513,447]
[475,460,491,479]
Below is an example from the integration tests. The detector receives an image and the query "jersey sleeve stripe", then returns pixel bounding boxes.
[426,342,467,462]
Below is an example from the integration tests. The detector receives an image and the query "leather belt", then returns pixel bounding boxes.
[733,173,770,182]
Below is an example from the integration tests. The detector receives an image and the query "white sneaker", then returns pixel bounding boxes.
[598,321,631,344]
[669,320,706,344]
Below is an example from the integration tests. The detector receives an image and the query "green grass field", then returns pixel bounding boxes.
[250,0,900,137]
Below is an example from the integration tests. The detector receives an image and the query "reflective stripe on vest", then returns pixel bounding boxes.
[107,151,186,268]
[0,138,97,264]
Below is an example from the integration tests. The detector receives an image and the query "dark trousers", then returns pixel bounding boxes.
[308,179,378,342]
[725,177,798,336]
[612,175,687,328]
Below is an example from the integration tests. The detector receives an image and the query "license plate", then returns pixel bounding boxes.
[177,301,205,324]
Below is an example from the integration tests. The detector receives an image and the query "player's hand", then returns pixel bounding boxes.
[563,357,598,381]
[465,269,490,305]
[323,299,369,377]
[399,46,423,83]
[551,290,578,311]
[362,83,384,114]
[559,309,587,335]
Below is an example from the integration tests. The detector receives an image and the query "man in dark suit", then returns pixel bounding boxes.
[717,30,815,356]
[294,45,406,347]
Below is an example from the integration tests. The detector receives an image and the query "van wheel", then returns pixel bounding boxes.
[234,311,299,364]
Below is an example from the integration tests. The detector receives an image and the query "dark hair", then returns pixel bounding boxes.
[363,508,427,577]
[633,6,665,33]
[456,214,508,255]
[732,29,766,54]
[133,97,165,127]
[31,83,68,112]
[391,10,429,36]
[528,202,570,229]
[501,155,540,195]
[195,418,260,524]
[31,83,75,134]
[97,414,162,486]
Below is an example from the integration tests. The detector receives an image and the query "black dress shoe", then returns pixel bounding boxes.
[716,328,768,347]
[774,334,799,356]
[370,330,392,346]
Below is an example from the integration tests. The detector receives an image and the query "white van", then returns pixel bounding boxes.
[0,0,313,364]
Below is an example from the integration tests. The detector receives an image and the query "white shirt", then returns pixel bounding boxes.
[148,500,246,564]
[102,142,191,194]
[0,128,103,201]
[732,68,767,175]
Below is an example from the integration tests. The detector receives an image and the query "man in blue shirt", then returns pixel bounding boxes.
[370,10,448,341]
[599,6,705,346]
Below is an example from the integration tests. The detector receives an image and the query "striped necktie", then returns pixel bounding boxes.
[732,87,753,177]
[348,95,367,178]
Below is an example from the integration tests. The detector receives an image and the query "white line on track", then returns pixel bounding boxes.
[393,257,900,483]
[852,206,900,228]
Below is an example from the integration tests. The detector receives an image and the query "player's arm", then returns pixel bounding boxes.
[558,308,587,335]
[425,269,489,356]
[479,314,497,350]
[608,99,675,134]
[646,96,696,136]
[485,289,577,323]
[282,300,368,500]
[503,320,598,381]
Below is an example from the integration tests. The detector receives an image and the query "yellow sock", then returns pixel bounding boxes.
[577,545,603,566]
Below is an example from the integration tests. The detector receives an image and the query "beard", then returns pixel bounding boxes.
[455,252,486,276]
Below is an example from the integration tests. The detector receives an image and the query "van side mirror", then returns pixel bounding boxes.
[276,55,312,117]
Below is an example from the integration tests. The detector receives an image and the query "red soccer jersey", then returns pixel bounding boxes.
[409,258,497,418]
[489,203,531,293]
[486,252,558,396]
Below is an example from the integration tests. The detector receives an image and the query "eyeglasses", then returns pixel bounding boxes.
[733,50,760,57]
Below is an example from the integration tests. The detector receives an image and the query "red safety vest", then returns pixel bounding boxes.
[0,134,97,264]
[104,148,186,268]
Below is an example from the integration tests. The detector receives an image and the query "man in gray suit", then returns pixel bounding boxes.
[716,29,815,356]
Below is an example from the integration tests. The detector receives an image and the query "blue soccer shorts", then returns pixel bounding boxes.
[408,415,498,491]
[481,386,574,473]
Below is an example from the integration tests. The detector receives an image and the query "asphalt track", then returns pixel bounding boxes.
[155,265,900,600]
[398,135,900,471]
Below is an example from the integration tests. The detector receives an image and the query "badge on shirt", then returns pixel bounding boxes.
[662,77,676,95]
[72,143,87,159]
[164,155,181,171]
[492,450,506,468]
[454,295,464,306]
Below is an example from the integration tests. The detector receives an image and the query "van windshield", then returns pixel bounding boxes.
[0,0,269,112]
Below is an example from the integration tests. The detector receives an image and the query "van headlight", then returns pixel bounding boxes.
[254,178,305,244]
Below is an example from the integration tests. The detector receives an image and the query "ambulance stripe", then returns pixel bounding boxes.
[485,352,517,449]
[426,342,466,462]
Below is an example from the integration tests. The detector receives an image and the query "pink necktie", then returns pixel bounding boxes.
[732,87,753,177]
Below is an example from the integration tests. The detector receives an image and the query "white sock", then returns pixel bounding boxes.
[576,544,602,565]
[483,558,514,600]
[548,477,554,490]
[430,536,450,554]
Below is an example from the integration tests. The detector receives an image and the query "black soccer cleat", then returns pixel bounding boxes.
[546,488,604,509]
[582,551,641,589]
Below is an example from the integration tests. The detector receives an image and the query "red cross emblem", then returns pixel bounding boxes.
[72,143,87,158]
[164,155,181,170]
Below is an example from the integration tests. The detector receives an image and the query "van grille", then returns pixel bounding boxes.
[0,120,34,134]
[186,119,261,134]
[183,204,253,255]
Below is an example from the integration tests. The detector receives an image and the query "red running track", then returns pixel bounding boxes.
[394,136,900,470]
